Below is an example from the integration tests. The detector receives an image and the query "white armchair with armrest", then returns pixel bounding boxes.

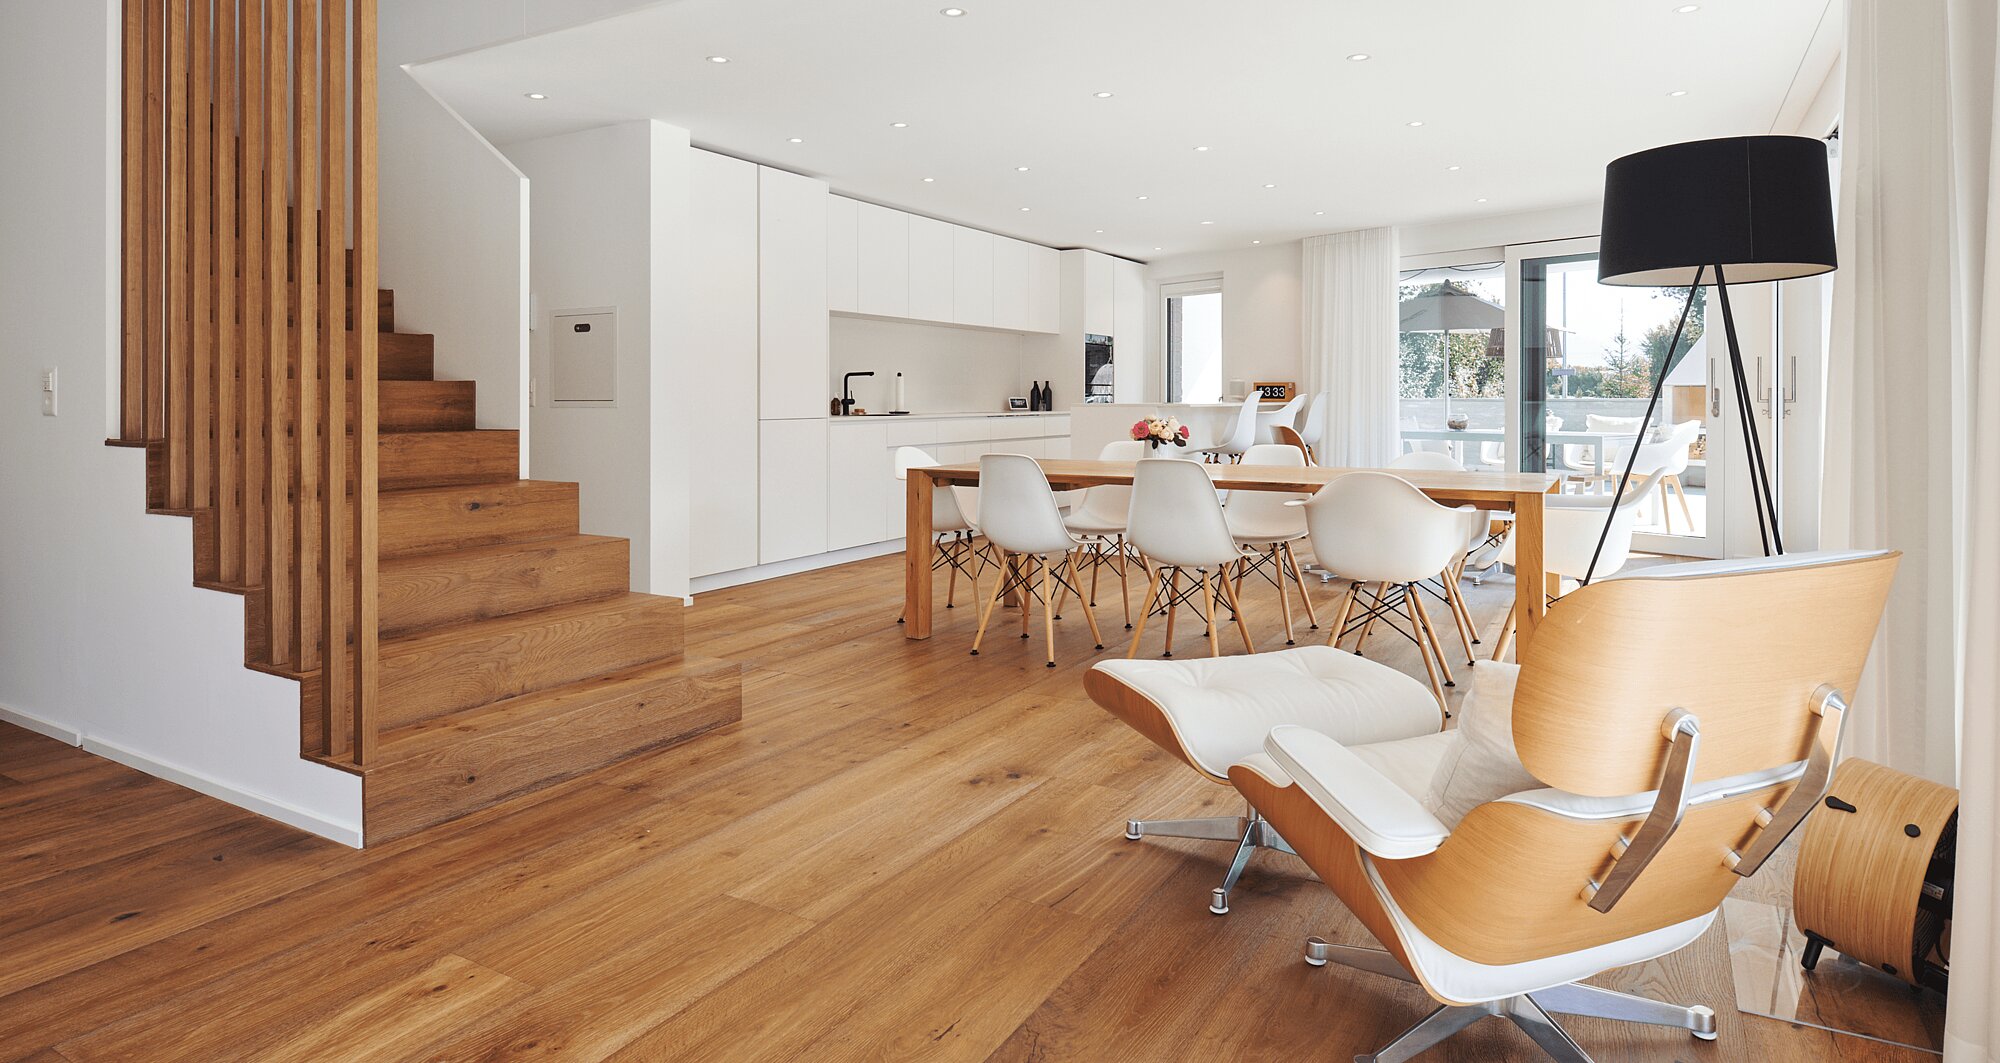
[1226,549,1899,1062]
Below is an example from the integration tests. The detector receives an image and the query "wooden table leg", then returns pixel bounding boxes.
[1508,488,1547,658]
[905,471,934,639]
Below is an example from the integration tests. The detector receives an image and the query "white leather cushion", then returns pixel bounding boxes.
[1092,646,1442,778]
[1423,661,1542,828]
[1352,732,1459,799]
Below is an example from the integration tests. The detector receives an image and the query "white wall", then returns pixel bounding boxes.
[0,0,362,844]
[830,317,1025,414]
[1398,201,1602,260]
[1145,242,1304,397]
[509,121,693,599]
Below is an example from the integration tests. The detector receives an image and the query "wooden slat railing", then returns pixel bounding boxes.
[115,0,381,768]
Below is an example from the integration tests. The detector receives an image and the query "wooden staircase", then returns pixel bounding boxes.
[113,0,739,844]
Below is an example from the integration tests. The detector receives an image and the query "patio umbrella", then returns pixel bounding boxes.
[1399,280,1505,423]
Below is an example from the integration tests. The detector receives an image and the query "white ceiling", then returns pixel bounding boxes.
[414,0,1839,262]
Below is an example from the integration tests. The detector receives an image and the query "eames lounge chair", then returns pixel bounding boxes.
[1086,645,1442,915]
[1227,550,1898,1062]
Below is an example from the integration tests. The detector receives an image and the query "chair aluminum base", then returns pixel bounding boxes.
[1303,937,1717,1063]
[1123,807,1293,915]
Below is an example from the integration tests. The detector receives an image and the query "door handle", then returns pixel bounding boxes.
[1709,359,1720,417]
[1758,357,1771,406]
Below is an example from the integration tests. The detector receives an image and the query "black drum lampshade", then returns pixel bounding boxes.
[1598,135,1836,287]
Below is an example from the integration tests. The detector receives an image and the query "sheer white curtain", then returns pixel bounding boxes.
[1945,0,1999,1057]
[1301,228,1400,467]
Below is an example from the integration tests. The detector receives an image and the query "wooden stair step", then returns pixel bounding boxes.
[375,332,432,381]
[380,534,630,637]
[379,592,686,729]
[379,430,518,490]
[379,480,580,559]
[379,379,475,432]
[363,656,742,843]
[342,288,394,332]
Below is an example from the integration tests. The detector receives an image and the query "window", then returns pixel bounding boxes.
[1396,261,1506,432]
[1163,279,1222,403]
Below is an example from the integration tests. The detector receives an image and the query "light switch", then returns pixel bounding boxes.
[40,367,56,417]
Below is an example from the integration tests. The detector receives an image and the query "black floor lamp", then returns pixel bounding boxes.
[1583,135,1838,582]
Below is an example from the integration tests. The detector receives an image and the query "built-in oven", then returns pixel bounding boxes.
[1083,334,1113,403]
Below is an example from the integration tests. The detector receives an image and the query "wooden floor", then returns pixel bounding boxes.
[0,550,1933,1062]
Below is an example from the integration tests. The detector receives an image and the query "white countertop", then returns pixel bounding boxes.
[828,410,1063,423]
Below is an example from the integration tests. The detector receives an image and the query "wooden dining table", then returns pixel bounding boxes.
[904,458,1562,655]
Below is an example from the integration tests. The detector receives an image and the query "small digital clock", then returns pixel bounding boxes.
[1252,381,1295,401]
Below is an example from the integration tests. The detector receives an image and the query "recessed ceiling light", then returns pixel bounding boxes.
[1346,53,1370,61]
[1675,4,1700,12]
[1019,206,1031,212]
[1094,229,1105,234]
[1199,220,1214,225]
[787,137,803,143]
[705,55,730,63]
[1446,165,1461,171]
[1094,91,1114,98]
[922,177,935,182]
[1194,145,1211,152]
[1407,120,1425,127]
[940,6,966,15]
[1314,210,1325,216]
[1252,240,1262,245]
[1476,197,1489,203]
[891,121,908,128]
[524,92,547,100]
[1015,166,1030,172]
[1668,89,1688,97]
[1136,195,1149,201]
[1263,183,1277,189]
[1153,246,1162,251]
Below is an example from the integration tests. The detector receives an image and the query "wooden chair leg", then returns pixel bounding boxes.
[1128,566,1163,658]
[1116,537,1133,630]
[943,537,959,609]
[1491,609,1518,662]
[1162,567,1182,657]
[1019,555,1034,639]
[1268,546,1296,645]
[1401,584,1449,708]
[1066,552,1104,650]
[1409,586,1455,688]
[1201,570,1222,658]
[1440,569,1477,665]
[970,549,1013,655]
[1219,564,1256,654]
[1670,473,1694,529]
[1328,581,1358,648]
[1283,542,1319,629]
[1040,556,1057,668]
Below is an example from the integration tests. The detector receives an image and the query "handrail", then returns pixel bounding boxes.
[117,0,380,767]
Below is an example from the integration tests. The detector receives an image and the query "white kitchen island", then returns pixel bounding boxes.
[1068,401,1285,460]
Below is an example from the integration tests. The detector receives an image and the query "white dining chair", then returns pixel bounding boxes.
[1193,393,1262,463]
[1490,468,1667,660]
[1580,420,1700,531]
[1254,394,1305,445]
[1060,440,1146,629]
[1224,443,1319,645]
[1299,471,1476,708]
[1385,451,1485,667]
[893,446,986,620]
[1297,391,1331,463]
[969,454,1106,667]
[1126,458,1256,658]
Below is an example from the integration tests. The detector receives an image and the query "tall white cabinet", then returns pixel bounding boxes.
[688,152,761,578]
[758,167,830,421]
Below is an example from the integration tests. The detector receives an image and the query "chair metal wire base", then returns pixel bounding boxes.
[1303,937,1718,1063]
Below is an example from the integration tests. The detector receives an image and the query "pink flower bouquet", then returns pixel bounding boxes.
[1131,416,1191,449]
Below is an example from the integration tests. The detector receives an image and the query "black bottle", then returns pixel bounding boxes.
[1040,380,1054,411]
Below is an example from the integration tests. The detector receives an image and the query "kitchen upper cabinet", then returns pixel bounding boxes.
[759,418,829,564]
[1028,244,1060,333]
[991,236,1029,332]
[1112,258,1148,402]
[758,166,830,420]
[908,214,955,323]
[856,202,910,318]
[952,227,994,327]
[1082,250,1115,336]
[825,196,858,314]
[688,150,761,578]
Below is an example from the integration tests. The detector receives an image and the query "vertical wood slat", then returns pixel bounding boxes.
[264,0,294,667]
[351,0,380,765]
[190,0,213,535]
[241,0,267,593]
[215,0,242,584]
[120,0,146,440]
[293,0,323,673]
[165,0,190,509]
[143,0,166,441]
[319,0,351,756]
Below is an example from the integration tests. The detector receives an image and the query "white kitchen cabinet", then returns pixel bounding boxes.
[688,151,762,578]
[857,202,911,319]
[826,195,858,314]
[1082,250,1115,336]
[952,227,994,327]
[759,417,829,563]
[1112,257,1147,402]
[758,166,830,420]
[908,215,955,323]
[991,236,1030,331]
[826,419,892,551]
[1028,244,1060,333]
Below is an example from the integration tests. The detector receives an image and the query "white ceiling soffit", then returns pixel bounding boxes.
[413,0,1838,261]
